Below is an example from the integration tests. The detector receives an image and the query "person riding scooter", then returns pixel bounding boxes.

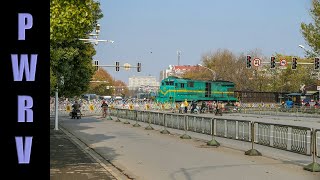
[190,100,197,113]
[71,100,81,119]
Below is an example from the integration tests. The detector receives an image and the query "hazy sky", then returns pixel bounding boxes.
[94,0,313,84]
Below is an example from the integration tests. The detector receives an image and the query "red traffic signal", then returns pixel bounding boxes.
[115,61,120,71]
[94,60,99,71]
[246,55,251,69]
[270,56,276,69]
[315,57,319,70]
[137,62,141,72]
[292,57,297,70]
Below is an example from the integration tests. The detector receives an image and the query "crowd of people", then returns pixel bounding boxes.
[177,99,240,115]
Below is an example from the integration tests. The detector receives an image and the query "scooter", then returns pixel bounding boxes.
[214,108,223,116]
[70,109,82,119]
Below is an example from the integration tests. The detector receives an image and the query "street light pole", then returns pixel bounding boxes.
[298,45,318,57]
[298,45,320,101]
[54,85,58,130]
[197,64,216,81]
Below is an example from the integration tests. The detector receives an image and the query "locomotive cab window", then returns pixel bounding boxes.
[187,81,194,87]
[180,83,185,88]
[165,81,174,86]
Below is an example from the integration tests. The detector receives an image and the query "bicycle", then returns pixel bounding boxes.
[102,107,108,118]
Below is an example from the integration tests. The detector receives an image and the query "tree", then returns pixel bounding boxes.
[89,68,115,95]
[301,0,320,57]
[114,80,129,97]
[50,0,103,97]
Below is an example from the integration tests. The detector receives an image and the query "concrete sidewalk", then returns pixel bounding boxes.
[50,118,118,180]
[59,115,320,180]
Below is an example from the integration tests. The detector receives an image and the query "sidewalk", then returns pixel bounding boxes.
[50,118,116,180]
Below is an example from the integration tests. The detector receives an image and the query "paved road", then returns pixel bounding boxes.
[59,115,320,180]
[50,118,118,180]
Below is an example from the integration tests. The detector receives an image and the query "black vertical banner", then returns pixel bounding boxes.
[0,1,50,179]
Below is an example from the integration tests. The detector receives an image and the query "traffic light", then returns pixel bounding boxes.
[270,56,276,69]
[115,61,120,71]
[246,55,251,69]
[315,57,320,70]
[94,60,99,71]
[292,57,297,70]
[137,62,141,72]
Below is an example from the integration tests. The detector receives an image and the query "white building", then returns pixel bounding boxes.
[159,64,198,81]
[128,75,160,91]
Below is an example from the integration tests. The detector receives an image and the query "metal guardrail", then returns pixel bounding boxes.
[254,122,311,155]
[51,101,320,171]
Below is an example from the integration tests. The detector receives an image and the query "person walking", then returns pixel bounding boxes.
[183,99,189,113]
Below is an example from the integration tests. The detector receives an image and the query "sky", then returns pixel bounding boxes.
[93,0,313,84]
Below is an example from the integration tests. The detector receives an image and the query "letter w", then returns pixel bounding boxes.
[11,54,37,81]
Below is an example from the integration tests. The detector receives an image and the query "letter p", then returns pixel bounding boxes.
[18,13,33,40]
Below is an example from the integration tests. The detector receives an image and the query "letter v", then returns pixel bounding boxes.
[15,136,33,164]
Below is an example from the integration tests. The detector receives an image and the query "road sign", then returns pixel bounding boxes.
[280,59,287,66]
[253,58,261,67]
[317,86,320,91]
[123,63,131,71]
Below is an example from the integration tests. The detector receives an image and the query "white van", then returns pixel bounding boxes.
[102,96,112,100]
[114,96,123,100]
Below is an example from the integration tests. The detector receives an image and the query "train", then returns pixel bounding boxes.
[156,76,238,103]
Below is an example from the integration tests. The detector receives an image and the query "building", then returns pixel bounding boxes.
[128,75,159,91]
[159,65,198,81]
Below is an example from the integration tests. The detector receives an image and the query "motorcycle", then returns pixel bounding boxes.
[70,109,82,119]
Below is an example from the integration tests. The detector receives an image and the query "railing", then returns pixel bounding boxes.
[50,100,320,171]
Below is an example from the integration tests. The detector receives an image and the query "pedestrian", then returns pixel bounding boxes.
[183,99,189,113]
[180,102,185,113]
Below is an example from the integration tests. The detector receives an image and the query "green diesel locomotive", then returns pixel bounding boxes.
[156,76,238,103]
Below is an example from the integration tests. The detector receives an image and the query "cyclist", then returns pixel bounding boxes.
[101,100,109,118]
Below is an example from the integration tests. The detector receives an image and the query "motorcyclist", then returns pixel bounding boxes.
[72,100,81,117]
[190,100,197,113]
[200,101,206,113]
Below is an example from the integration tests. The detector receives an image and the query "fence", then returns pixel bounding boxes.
[50,99,320,171]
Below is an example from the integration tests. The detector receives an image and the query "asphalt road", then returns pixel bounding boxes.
[58,115,320,180]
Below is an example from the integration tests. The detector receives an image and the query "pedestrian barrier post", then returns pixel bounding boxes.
[145,112,154,130]
[245,122,262,156]
[133,111,141,127]
[207,118,220,146]
[160,113,170,134]
[115,108,121,122]
[304,128,320,172]
[180,115,191,139]
[123,110,130,124]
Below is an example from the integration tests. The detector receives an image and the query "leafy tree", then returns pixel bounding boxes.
[89,68,115,95]
[50,0,103,97]
[301,0,320,57]
[114,80,129,97]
